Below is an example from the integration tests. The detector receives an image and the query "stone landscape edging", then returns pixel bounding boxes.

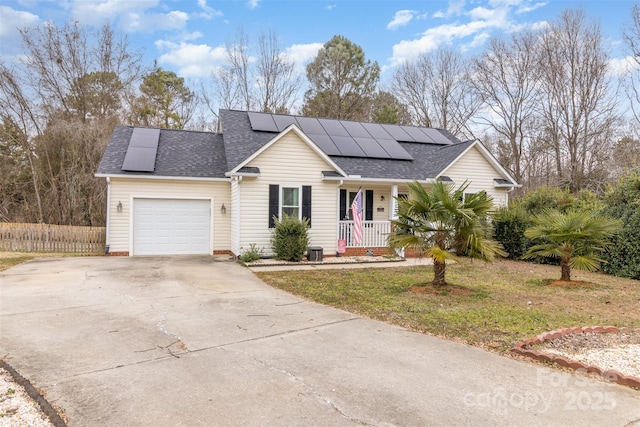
[511,326,640,389]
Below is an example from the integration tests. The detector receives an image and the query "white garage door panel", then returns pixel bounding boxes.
[133,199,211,255]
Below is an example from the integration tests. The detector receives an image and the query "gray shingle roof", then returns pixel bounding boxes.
[97,125,227,178]
[97,110,499,183]
[219,110,274,170]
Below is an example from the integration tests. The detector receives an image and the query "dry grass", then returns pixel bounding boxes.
[0,251,93,272]
[257,258,640,353]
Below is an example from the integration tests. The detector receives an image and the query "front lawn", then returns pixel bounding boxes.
[257,259,640,353]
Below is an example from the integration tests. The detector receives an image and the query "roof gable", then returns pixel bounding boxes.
[229,124,347,177]
[438,140,518,186]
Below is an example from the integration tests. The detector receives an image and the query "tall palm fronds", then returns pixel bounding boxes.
[523,209,622,281]
[389,180,505,286]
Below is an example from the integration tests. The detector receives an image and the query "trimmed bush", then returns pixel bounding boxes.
[271,214,310,262]
[492,206,531,259]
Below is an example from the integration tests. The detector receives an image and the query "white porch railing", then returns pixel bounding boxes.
[338,220,391,247]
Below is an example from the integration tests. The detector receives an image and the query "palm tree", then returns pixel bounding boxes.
[522,209,622,281]
[389,180,506,287]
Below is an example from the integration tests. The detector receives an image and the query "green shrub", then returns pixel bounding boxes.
[493,187,600,262]
[492,206,531,259]
[239,243,264,263]
[271,214,310,262]
[600,171,640,280]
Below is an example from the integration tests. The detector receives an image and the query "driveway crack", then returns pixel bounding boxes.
[220,346,373,426]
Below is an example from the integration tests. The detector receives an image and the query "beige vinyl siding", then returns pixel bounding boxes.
[108,178,231,253]
[441,146,510,207]
[239,132,339,256]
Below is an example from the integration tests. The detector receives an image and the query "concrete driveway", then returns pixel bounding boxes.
[1,256,639,426]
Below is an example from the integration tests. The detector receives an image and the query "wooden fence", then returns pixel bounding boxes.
[0,223,106,254]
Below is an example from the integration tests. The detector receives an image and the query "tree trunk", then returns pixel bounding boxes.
[432,259,447,286]
[560,258,571,281]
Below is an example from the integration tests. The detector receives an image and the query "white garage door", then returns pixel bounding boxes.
[133,198,211,255]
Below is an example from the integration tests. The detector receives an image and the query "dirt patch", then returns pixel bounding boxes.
[546,280,596,288]
[408,284,473,296]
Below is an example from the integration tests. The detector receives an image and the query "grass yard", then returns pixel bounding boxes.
[257,259,640,353]
[0,254,35,271]
[0,251,93,272]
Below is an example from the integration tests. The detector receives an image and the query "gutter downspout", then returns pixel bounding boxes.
[105,177,111,254]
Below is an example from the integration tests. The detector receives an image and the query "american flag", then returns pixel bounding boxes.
[351,189,363,245]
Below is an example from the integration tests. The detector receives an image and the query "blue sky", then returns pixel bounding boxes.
[0,0,635,84]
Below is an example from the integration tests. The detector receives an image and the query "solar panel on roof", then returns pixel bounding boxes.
[361,122,394,140]
[129,128,161,147]
[376,138,414,160]
[296,117,326,135]
[402,126,432,143]
[121,127,160,172]
[413,128,437,143]
[247,112,278,132]
[330,135,366,157]
[307,134,341,156]
[122,147,157,172]
[421,128,453,145]
[341,121,371,138]
[272,114,298,131]
[381,124,415,142]
[354,137,390,159]
[319,118,350,137]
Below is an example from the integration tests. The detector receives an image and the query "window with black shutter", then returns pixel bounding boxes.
[365,189,373,221]
[302,186,311,227]
[268,184,279,228]
[268,184,312,228]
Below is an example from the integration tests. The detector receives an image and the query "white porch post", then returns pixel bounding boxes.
[390,185,398,220]
[390,184,404,257]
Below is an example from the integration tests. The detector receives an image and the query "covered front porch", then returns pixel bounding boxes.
[332,182,407,256]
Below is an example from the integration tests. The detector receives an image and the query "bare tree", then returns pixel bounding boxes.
[622,3,640,124]
[538,9,619,194]
[392,47,480,139]
[0,21,143,225]
[203,28,302,116]
[255,29,302,113]
[471,32,541,189]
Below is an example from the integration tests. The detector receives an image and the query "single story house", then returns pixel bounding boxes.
[96,109,518,257]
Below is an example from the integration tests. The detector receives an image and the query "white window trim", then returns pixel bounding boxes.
[280,185,302,220]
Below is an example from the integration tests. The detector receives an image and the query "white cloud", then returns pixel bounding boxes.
[432,0,466,19]
[284,43,323,64]
[156,40,227,77]
[70,0,198,33]
[197,0,223,19]
[390,20,492,65]
[608,56,640,78]
[387,10,416,30]
[517,2,547,14]
[326,4,336,11]
[122,10,189,33]
[466,32,490,49]
[247,0,260,10]
[0,6,39,38]
[70,0,159,24]
[389,0,548,66]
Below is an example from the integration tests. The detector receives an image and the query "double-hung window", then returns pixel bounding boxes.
[281,187,300,218]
